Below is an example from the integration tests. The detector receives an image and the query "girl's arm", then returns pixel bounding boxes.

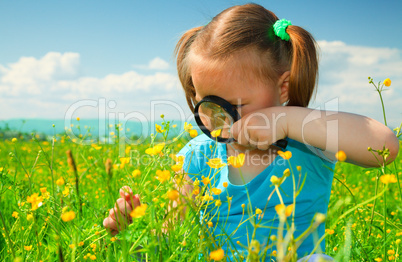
[281,106,399,167]
[231,106,399,167]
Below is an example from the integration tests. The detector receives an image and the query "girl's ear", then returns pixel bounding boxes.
[278,71,290,104]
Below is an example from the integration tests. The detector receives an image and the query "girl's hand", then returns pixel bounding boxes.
[103,186,141,236]
[230,107,288,150]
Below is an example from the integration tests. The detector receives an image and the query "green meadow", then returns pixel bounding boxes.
[0,79,401,262]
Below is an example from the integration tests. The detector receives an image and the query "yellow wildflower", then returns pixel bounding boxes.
[202,176,211,185]
[380,174,397,184]
[27,193,43,211]
[209,248,224,261]
[222,182,228,188]
[61,211,76,222]
[215,200,222,207]
[130,204,148,218]
[335,150,347,162]
[193,187,200,195]
[24,245,32,251]
[206,158,226,169]
[56,177,65,186]
[227,153,245,168]
[145,143,165,156]
[256,208,262,215]
[91,143,102,150]
[383,78,391,87]
[270,175,281,185]
[12,137,17,143]
[211,129,222,138]
[119,157,130,169]
[155,170,170,183]
[167,189,180,201]
[277,150,292,160]
[40,187,47,193]
[27,214,34,222]
[62,187,69,197]
[184,122,193,132]
[171,163,183,172]
[132,169,141,178]
[189,129,198,138]
[275,204,294,217]
[325,229,335,235]
[211,188,222,195]
[155,124,163,133]
[12,211,19,218]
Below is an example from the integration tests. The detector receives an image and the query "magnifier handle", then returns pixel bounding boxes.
[272,139,288,149]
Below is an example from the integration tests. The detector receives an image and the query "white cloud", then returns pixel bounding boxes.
[312,40,402,127]
[0,52,186,119]
[132,57,170,70]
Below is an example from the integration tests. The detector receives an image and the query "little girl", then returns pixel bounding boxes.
[103,3,399,261]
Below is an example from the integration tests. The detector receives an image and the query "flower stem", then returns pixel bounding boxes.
[376,89,388,126]
[0,199,16,259]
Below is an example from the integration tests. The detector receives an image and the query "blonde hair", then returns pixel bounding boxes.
[175,3,318,112]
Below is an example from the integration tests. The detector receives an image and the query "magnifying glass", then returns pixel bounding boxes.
[194,95,287,149]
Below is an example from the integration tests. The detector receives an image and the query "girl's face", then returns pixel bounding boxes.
[191,52,288,119]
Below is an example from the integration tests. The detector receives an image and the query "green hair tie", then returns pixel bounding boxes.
[273,19,292,41]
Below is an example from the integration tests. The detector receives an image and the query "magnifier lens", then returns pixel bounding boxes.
[198,102,234,139]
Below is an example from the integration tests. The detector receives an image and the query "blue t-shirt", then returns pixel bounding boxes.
[178,134,335,261]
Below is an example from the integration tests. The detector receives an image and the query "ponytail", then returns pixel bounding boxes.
[286,25,318,107]
[175,26,203,112]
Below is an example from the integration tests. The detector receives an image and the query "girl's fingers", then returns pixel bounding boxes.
[119,186,133,200]
[103,216,118,231]
[115,198,133,215]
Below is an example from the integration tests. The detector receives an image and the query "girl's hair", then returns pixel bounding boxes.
[175,3,318,112]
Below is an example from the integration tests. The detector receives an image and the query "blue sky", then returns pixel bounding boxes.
[1,0,401,128]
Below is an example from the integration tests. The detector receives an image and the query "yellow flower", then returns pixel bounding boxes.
[270,175,281,185]
[383,78,391,87]
[27,214,34,222]
[209,248,224,261]
[211,188,222,195]
[202,176,211,185]
[192,187,200,195]
[120,157,130,169]
[27,193,44,211]
[189,129,198,138]
[184,122,193,132]
[155,124,163,133]
[211,129,222,138]
[40,187,47,193]
[62,187,70,197]
[61,211,76,222]
[78,241,84,246]
[12,211,19,218]
[275,204,294,217]
[215,200,222,207]
[12,137,17,143]
[91,143,102,150]
[155,170,170,183]
[56,177,65,186]
[145,143,165,156]
[222,182,228,188]
[335,150,347,162]
[0,167,3,172]
[325,229,335,235]
[24,245,32,251]
[206,158,226,169]
[208,221,213,227]
[76,117,80,121]
[167,189,180,201]
[227,153,245,168]
[132,169,141,178]
[171,163,183,172]
[380,174,397,184]
[255,208,262,215]
[277,150,292,160]
[90,255,96,260]
[130,204,148,218]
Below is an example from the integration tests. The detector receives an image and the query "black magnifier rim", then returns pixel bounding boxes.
[194,95,241,143]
